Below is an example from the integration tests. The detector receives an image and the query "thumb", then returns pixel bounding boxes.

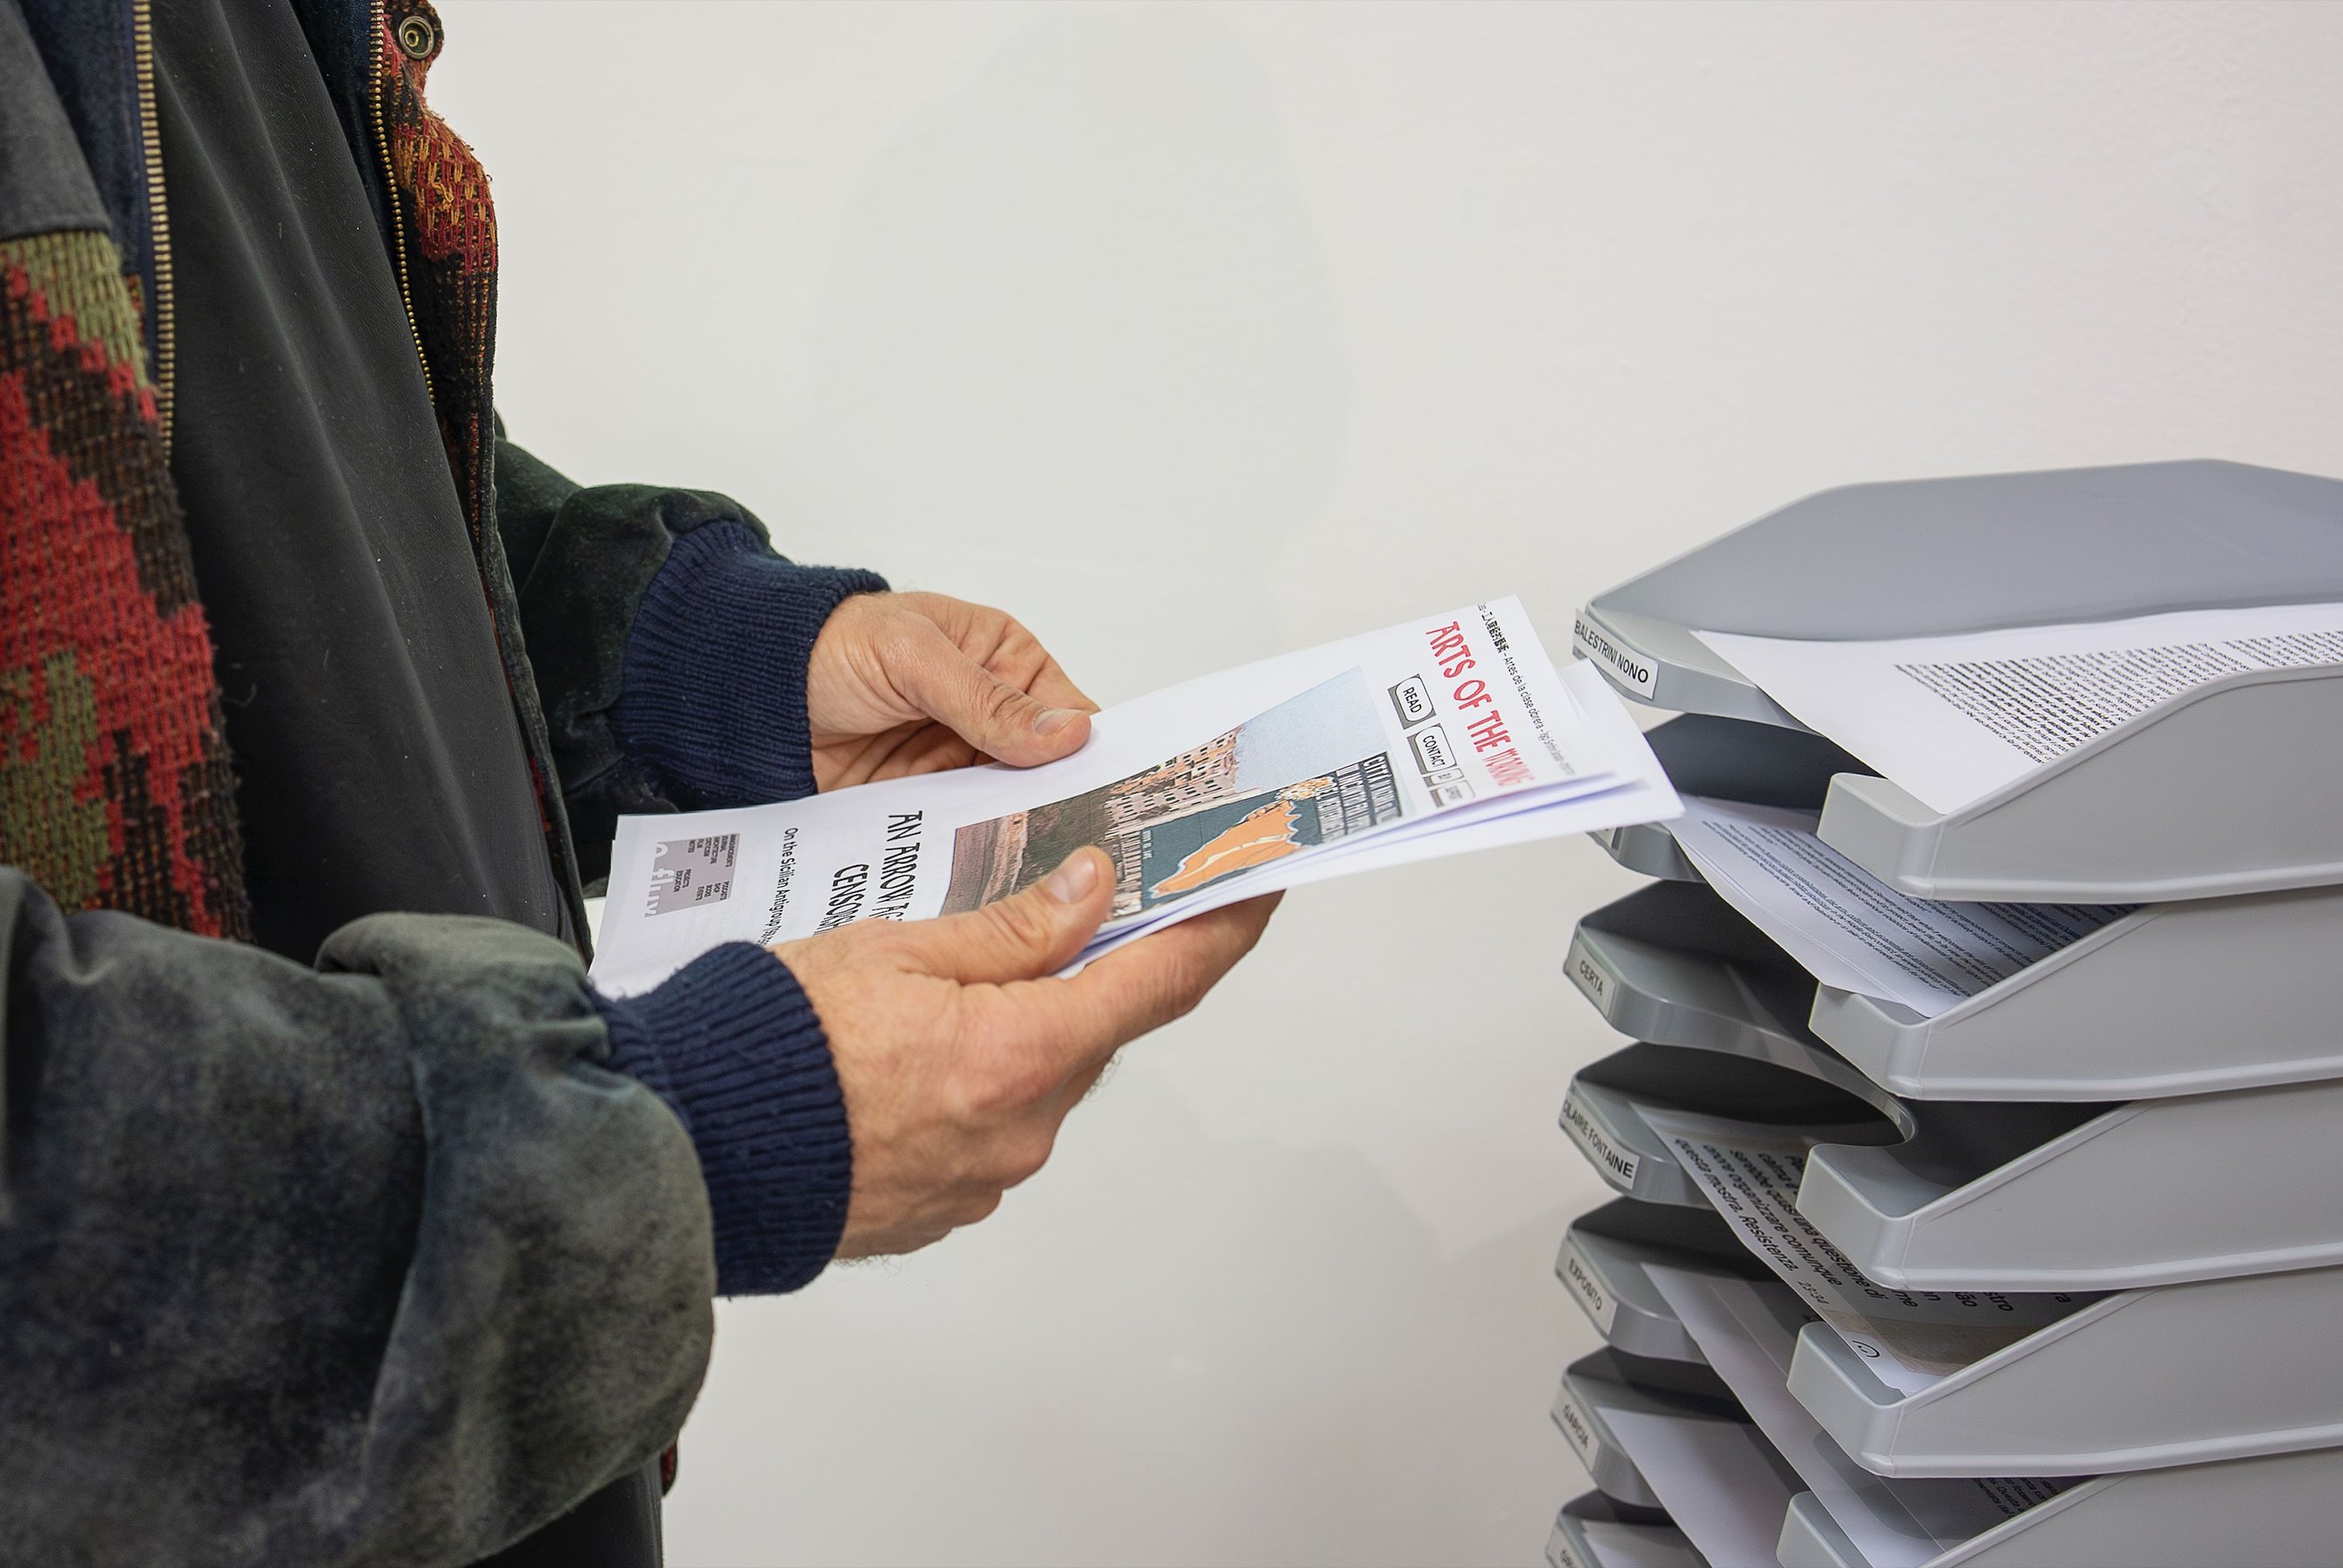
[893,620,1093,767]
[897,847,1116,983]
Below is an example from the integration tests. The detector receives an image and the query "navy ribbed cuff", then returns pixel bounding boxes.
[594,943,852,1295]
[612,523,888,808]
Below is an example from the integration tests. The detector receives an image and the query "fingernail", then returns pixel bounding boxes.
[1045,849,1102,903]
[1034,707,1081,735]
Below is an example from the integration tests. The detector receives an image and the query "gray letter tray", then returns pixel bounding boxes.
[1572,460,2343,902]
[1592,715,2343,1102]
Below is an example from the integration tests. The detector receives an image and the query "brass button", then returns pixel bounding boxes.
[396,14,437,59]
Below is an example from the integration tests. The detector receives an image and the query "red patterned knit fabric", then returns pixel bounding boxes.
[379,0,498,551]
[0,231,249,938]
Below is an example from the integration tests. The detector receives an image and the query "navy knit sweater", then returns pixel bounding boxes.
[593,524,887,1295]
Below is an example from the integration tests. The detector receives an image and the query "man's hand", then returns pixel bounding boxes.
[806,591,1097,790]
[775,848,1278,1257]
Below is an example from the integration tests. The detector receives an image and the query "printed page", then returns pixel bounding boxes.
[1668,796,2130,1017]
[1064,659,1680,962]
[1594,1408,1799,1568]
[1696,599,2343,814]
[1075,764,1677,965]
[591,600,1680,995]
[1633,1105,2096,1397]
[1647,1265,2083,1568]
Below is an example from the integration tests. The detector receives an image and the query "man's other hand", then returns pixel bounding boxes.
[775,848,1278,1257]
[806,591,1097,789]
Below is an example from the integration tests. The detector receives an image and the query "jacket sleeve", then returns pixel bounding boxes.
[0,868,715,1568]
[493,435,885,885]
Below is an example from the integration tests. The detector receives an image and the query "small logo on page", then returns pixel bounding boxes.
[647,835,739,916]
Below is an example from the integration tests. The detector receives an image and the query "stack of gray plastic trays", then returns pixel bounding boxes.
[1543,461,2343,1568]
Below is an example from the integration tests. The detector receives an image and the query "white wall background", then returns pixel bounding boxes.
[433,4,2343,1564]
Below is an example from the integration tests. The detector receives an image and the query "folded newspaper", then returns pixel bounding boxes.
[591,598,1682,996]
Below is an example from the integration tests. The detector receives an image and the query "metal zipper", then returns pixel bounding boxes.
[131,0,174,442]
[369,0,435,404]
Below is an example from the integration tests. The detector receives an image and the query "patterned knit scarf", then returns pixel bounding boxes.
[0,231,249,939]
